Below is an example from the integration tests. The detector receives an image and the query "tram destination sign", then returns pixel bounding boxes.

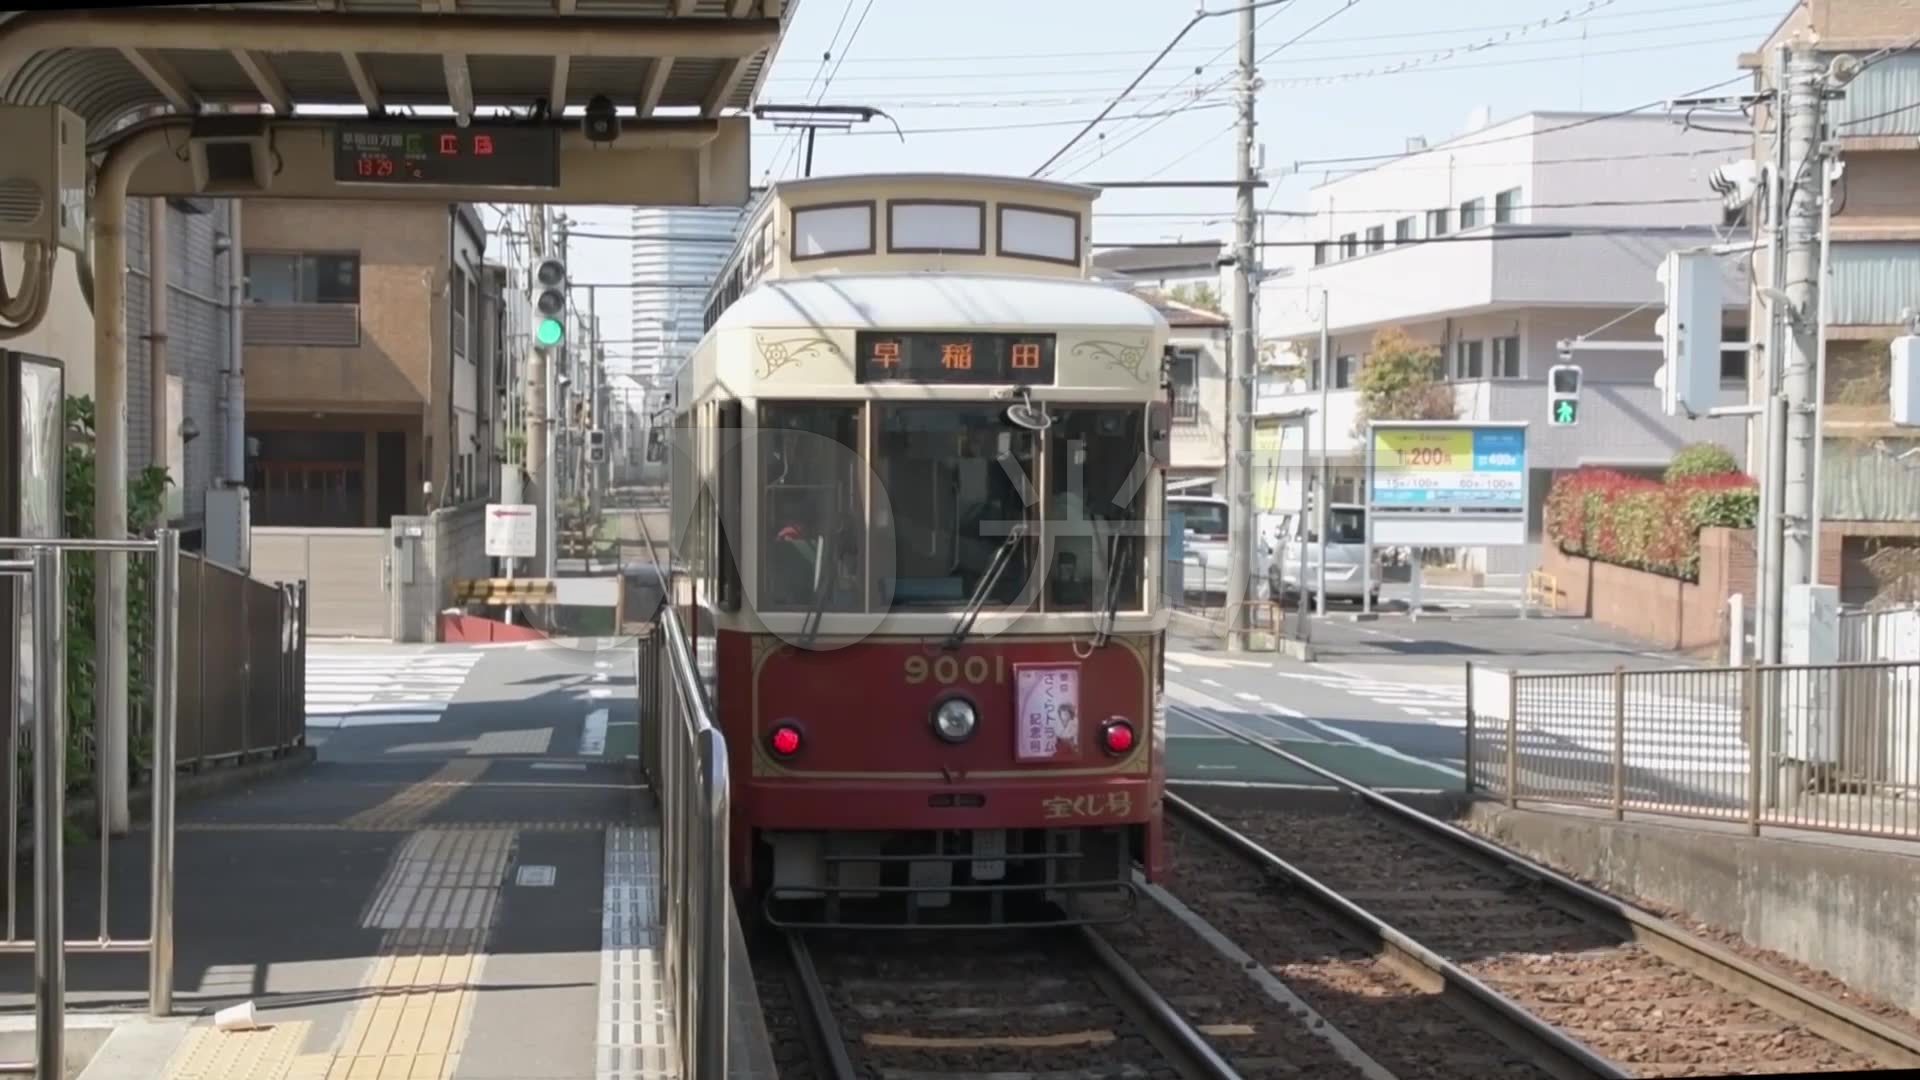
[333,123,561,188]
[855,331,1057,385]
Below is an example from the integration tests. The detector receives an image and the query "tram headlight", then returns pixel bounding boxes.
[931,698,978,744]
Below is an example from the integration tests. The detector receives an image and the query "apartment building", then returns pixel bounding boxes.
[240,200,503,528]
[628,205,745,382]
[1260,110,1755,573]
[1741,1,1920,603]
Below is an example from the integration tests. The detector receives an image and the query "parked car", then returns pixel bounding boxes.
[1167,494,1272,601]
[1266,502,1380,608]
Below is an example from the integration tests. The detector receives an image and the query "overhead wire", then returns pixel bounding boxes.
[1031,0,1295,178]
[764,0,1777,68]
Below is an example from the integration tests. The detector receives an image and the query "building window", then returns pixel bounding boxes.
[1165,347,1200,423]
[1394,217,1415,244]
[1492,335,1520,379]
[1339,233,1358,259]
[451,267,468,358]
[1365,225,1385,253]
[1459,197,1486,230]
[1313,241,1328,266]
[1426,208,1451,237]
[1453,339,1484,380]
[244,252,361,304]
[1494,188,1521,224]
[1334,354,1356,389]
[1721,348,1748,384]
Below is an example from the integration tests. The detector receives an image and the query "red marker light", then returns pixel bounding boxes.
[769,725,803,757]
[1101,720,1136,756]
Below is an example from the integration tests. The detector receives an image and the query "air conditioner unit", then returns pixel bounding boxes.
[0,105,88,253]
[187,115,276,195]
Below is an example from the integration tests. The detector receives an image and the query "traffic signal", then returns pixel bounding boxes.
[534,257,566,349]
[1655,250,1722,418]
[1548,364,1582,427]
[586,428,607,464]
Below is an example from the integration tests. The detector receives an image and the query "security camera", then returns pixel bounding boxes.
[557,374,573,388]
[1557,339,1574,361]
[584,95,619,143]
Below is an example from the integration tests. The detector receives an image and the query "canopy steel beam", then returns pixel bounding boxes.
[0,10,781,78]
[231,49,291,114]
[341,52,382,112]
[702,57,749,118]
[640,57,673,117]
[119,47,197,111]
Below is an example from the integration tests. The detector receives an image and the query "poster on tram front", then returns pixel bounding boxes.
[1014,663,1081,762]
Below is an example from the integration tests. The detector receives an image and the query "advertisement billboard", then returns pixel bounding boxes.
[1366,421,1528,547]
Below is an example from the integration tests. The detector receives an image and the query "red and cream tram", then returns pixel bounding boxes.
[665,173,1172,928]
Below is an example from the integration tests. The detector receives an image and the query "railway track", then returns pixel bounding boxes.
[1168,702,1920,1078]
[771,923,1242,1079]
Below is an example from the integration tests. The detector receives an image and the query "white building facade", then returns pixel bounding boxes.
[627,205,746,382]
[1260,111,1756,575]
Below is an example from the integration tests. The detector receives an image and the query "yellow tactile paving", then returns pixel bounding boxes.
[345,759,490,830]
[323,928,487,1080]
[162,1020,312,1080]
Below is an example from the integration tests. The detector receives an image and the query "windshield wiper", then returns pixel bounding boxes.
[1091,525,1129,649]
[943,521,1028,652]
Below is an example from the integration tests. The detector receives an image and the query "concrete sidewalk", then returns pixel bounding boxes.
[1,638,678,1080]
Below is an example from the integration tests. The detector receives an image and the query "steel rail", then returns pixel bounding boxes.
[784,925,1245,1080]
[1168,789,1625,1080]
[784,932,858,1080]
[1075,924,1244,1080]
[1168,701,1920,1071]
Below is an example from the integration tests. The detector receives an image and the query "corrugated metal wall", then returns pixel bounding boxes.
[1830,243,1920,327]
[124,197,232,531]
[1830,54,1920,138]
[1823,438,1920,522]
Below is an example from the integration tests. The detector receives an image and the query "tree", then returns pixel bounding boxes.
[1352,327,1454,438]
[1169,282,1222,314]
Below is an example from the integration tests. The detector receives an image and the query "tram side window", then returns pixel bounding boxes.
[875,405,1037,611]
[759,402,864,612]
[715,401,742,613]
[1047,408,1146,612]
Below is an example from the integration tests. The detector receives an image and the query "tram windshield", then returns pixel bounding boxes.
[754,400,1151,616]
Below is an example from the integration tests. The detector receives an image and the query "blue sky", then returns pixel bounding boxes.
[751,0,1779,240]
[554,0,1786,371]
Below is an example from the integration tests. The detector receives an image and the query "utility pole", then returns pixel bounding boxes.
[1316,288,1331,616]
[1778,41,1826,621]
[1224,1,1258,652]
[527,203,550,577]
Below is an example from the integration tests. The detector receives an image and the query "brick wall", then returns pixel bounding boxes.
[1539,527,1845,655]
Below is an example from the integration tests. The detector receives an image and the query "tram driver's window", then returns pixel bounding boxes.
[759,402,863,612]
[875,405,1037,610]
[1047,408,1146,612]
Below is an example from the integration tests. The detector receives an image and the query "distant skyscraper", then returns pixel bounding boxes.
[627,206,744,381]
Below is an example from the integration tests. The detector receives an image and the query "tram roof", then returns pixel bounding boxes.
[0,2,795,141]
[765,173,1103,202]
[711,273,1170,335]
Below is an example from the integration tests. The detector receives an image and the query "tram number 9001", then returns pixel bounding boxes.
[904,653,1008,687]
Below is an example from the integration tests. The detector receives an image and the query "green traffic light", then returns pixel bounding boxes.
[1553,399,1578,425]
[536,317,564,348]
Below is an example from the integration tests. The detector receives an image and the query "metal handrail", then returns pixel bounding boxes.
[634,497,731,1079]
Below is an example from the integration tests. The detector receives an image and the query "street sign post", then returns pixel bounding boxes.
[485,503,538,560]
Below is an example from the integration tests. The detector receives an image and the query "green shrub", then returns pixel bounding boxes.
[1546,467,1757,582]
[1664,443,1741,484]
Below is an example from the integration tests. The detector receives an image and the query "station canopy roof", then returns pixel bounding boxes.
[0,1,798,143]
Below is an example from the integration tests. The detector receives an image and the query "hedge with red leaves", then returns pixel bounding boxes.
[1545,468,1757,581]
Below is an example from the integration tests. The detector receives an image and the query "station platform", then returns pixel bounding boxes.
[0,637,765,1080]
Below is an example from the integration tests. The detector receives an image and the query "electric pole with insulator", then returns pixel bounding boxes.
[1225,1,1259,652]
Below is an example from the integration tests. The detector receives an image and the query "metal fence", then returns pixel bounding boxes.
[1468,658,1920,838]
[177,552,309,768]
[637,604,730,1080]
[1840,604,1920,663]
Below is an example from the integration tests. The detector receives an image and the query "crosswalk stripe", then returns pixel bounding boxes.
[305,648,485,730]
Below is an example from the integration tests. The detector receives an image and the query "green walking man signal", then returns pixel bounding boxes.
[1548,363,1582,427]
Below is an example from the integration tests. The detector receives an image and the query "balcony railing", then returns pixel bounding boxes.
[244,302,361,348]
[1171,389,1200,423]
